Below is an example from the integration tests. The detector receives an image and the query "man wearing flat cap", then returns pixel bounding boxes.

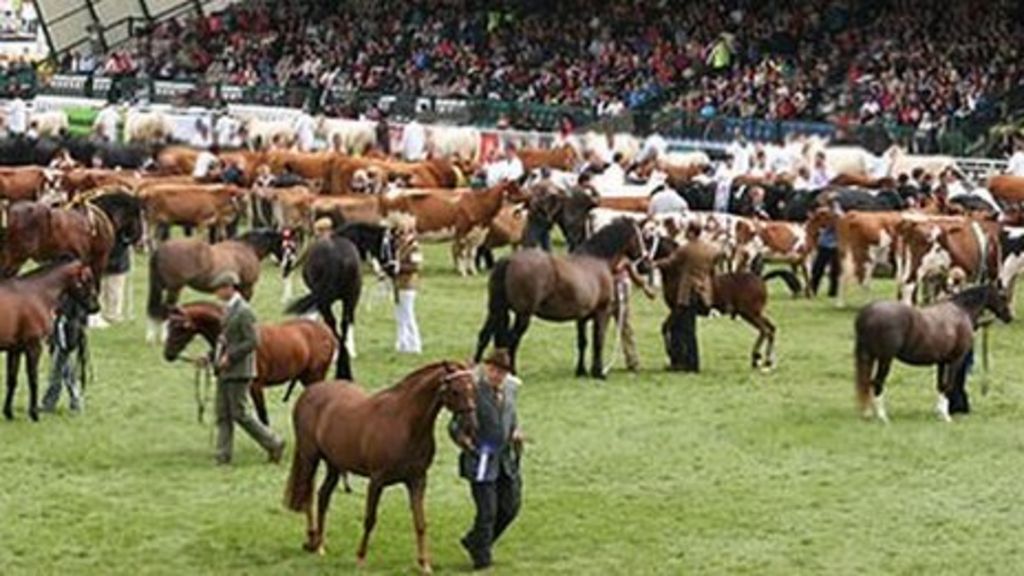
[210,271,284,465]
[450,348,524,570]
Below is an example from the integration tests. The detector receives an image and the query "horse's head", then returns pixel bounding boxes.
[64,262,100,315]
[440,362,478,445]
[163,306,198,362]
[984,283,1014,323]
[280,227,299,277]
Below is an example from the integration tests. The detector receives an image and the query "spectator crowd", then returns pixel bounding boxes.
[59,0,1023,134]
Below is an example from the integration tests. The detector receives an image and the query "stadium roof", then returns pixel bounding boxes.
[35,0,233,58]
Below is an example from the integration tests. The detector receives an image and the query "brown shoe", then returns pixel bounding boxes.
[268,440,286,464]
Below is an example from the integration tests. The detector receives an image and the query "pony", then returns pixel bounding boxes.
[284,222,400,380]
[0,188,143,282]
[146,229,286,343]
[854,284,1012,422]
[283,361,478,574]
[474,218,651,377]
[163,301,336,425]
[1,259,98,421]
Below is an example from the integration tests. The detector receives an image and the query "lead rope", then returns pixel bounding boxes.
[601,277,630,377]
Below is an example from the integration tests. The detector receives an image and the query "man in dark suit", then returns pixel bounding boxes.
[210,271,284,465]
[450,349,523,570]
[655,222,720,372]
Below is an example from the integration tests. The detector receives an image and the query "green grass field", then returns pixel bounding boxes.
[3,243,1024,575]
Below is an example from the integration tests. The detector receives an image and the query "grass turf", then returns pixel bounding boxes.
[2,243,1024,575]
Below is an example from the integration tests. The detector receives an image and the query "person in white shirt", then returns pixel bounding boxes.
[808,152,835,190]
[400,118,427,162]
[7,94,27,136]
[192,146,222,181]
[648,186,688,215]
[1007,146,1024,176]
[635,132,667,165]
[484,144,525,188]
[93,103,120,143]
[215,114,239,149]
[190,118,212,149]
[294,110,317,152]
[726,135,752,175]
[713,159,736,213]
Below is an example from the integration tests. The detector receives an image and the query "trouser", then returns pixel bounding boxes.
[42,348,82,412]
[215,378,281,463]
[100,272,128,323]
[394,289,422,354]
[613,281,639,370]
[948,349,973,415]
[664,302,700,372]
[810,246,840,297]
[463,472,522,567]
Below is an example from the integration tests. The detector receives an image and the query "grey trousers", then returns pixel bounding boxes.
[215,378,281,463]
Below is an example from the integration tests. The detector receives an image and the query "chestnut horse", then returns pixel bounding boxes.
[146,229,286,343]
[516,144,578,171]
[0,189,143,281]
[474,218,651,377]
[163,301,336,425]
[1,259,98,421]
[284,361,478,573]
[854,284,1012,423]
[138,183,245,244]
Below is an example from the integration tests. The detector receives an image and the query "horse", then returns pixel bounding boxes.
[284,222,400,380]
[853,284,1012,423]
[1,259,98,421]
[138,183,245,245]
[474,217,651,377]
[0,188,143,282]
[163,301,336,425]
[283,361,478,574]
[649,237,791,370]
[146,229,286,343]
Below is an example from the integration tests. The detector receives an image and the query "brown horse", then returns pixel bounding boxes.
[284,361,478,573]
[163,301,336,425]
[0,167,58,202]
[474,217,651,377]
[0,189,144,281]
[516,144,578,171]
[651,236,787,370]
[1,259,98,421]
[138,183,245,244]
[854,284,1012,423]
[146,229,286,343]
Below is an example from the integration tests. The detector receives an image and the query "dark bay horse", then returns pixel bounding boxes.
[854,284,1012,422]
[284,222,399,380]
[146,229,286,343]
[163,301,337,425]
[0,188,143,281]
[1,260,98,421]
[475,217,650,377]
[284,361,478,574]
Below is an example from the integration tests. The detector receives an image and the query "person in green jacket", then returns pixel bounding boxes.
[450,349,524,570]
[209,271,284,465]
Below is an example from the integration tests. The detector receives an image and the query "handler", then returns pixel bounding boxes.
[210,271,285,465]
[450,349,524,570]
[655,222,719,372]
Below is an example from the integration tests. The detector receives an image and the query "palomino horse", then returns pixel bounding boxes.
[163,302,336,425]
[1,259,98,421]
[284,361,478,573]
[650,237,791,370]
[854,284,1012,423]
[146,229,286,343]
[0,189,144,281]
[474,218,651,377]
[285,223,400,380]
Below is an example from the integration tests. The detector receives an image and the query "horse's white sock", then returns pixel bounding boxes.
[346,326,357,358]
[873,393,890,423]
[935,394,952,422]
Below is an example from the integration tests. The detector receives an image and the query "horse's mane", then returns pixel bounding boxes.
[574,217,636,259]
[90,188,142,214]
[378,361,458,395]
[18,256,78,279]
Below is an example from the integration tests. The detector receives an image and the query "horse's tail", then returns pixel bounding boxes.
[146,249,167,320]
[475,258,511,361]
[283,415,321,512]
[285,292,319,316]
[762,269,801,297]
[853,323,874,414]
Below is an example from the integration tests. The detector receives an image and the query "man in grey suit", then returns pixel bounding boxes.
[210,271,284,465]
[450,349,524,570]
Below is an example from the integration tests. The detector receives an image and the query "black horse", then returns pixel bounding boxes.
[284,222,399,379]
[88,189,145,248]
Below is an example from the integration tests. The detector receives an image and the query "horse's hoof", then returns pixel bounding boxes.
[303,539,323,554]
[420,563,434,575]
[28,409,38,422]
[3,409,12,421]
[575,369,586,378]
[591,370,607,380]
[356,556,367,569]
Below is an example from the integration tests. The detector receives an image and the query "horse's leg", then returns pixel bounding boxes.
[591,310,610,379]
[762,316,777,368]
[871,358,892,423]
[338,298,356,380]
[3,350,17,420]
[935,361,957,423]
[250,382,269,426]
[406,475,432,574]
[26,342,40,422]
[356,479,385,567]
[474,313,495,363]
[854,347,875,419]
[743,313,767,369]
[575,319,588,377]
[308,464,341,555]
[508,313,531,374]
